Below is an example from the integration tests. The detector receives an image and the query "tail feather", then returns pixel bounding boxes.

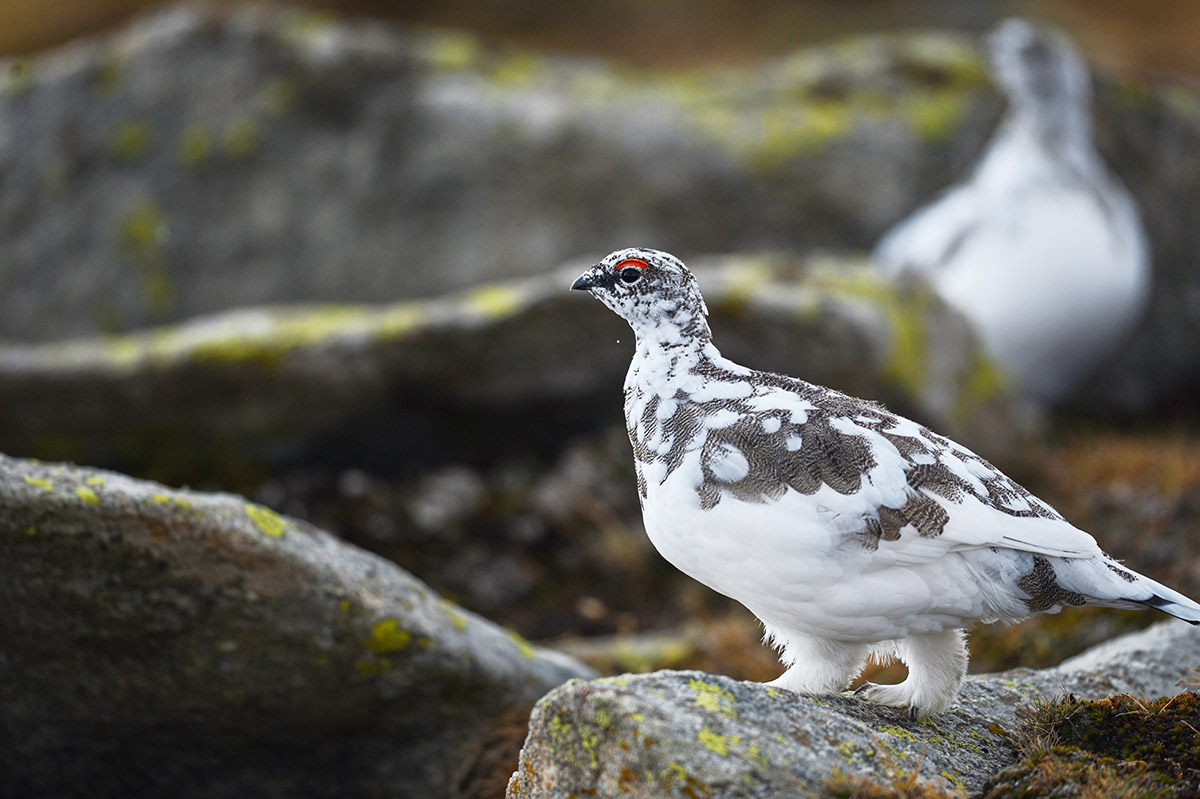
[1140,591,1200,625]
[1060,555,1200,624]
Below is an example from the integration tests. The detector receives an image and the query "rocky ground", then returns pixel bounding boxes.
[3,5,1200,798]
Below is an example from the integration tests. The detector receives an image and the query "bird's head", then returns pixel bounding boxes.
[985,19,1090,119]
[571,247,711,343]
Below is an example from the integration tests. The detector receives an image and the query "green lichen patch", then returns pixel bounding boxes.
[178,124,214,168]
[22,475,54,491]
[366,618,412,654]
[465,284,525,318]
[696,725,738,756]
[421,30,481,72]
[110,119,154,161]
[224,117,262,158]
[441,598,468,631]
[506,629,536,660]
[688,677,738,719]
[979,693,1200,798]
[74,486,101,504]
[813,265,933,399]
[244,502,286,538]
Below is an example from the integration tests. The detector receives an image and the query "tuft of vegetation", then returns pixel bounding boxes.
[826,746,963,799]
[979,693,1200,798]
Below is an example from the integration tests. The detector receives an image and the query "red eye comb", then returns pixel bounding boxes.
[614,258,649,271]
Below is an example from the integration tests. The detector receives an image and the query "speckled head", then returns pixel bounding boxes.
[985,19,1090,116]
[571,247,711,342]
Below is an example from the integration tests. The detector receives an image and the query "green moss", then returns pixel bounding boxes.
[23,526,36,536]
[110,120,154,161]
[979,693,1200,798]
[178,124,213,167]
[244,502,286,538]
[22,476,54,491]
[85,476,106,486]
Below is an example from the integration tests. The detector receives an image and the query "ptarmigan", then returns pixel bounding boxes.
[874,18,1149,404]
[572,246,1199,719]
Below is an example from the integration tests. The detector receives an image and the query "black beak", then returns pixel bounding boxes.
[571,265,611,292]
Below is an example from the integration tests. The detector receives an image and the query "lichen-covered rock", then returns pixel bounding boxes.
[0,4,997,344]
[0,253,1025,479]
[1,5,1198,409]
[0,454,592,798]
[507,621,1200,798]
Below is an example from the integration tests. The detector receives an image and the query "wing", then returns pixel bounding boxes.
[690,376,1101,568]
[839,414,1101,565]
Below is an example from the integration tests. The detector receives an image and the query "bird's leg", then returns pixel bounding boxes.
[855,628,967,719]
[763,629,868,696]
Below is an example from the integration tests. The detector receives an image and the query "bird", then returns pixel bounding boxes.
[873,18,1149,404]
[571,246,1199,719]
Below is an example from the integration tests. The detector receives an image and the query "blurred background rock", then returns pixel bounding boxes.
[0,2,1198,786]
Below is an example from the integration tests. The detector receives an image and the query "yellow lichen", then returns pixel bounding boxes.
[905,89,970,142]
[74,486,100,504]
[423,31,480,72]
[697,726,739,756]
[178,124,213,167]
[224,117,262,158]
[441,598,468,631]
[23,476,54,491]
[367,618,412,654]
[23,526,36,536]
[466,285,523,318]
[506,629,536,660]
[244,503,286,538]
[110,120,153,161]
[689,677,738,719]
[85,476,106,486]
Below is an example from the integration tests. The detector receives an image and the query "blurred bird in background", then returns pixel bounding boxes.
[874,18,1150,405]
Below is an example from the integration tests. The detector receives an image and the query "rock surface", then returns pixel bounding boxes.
[0,253,1025,480]
[0,453,593,799]
[508,620,1200,798]
[3,4,1198,409]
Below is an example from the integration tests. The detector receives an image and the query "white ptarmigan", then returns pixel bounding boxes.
[572,246,1199,719]
[874,18,1149,404]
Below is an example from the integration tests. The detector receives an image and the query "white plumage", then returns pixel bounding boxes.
[874,18,1150,403]
[572,246,1198,719]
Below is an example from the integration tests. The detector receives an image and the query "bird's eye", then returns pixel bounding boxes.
[618,267,643,285]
